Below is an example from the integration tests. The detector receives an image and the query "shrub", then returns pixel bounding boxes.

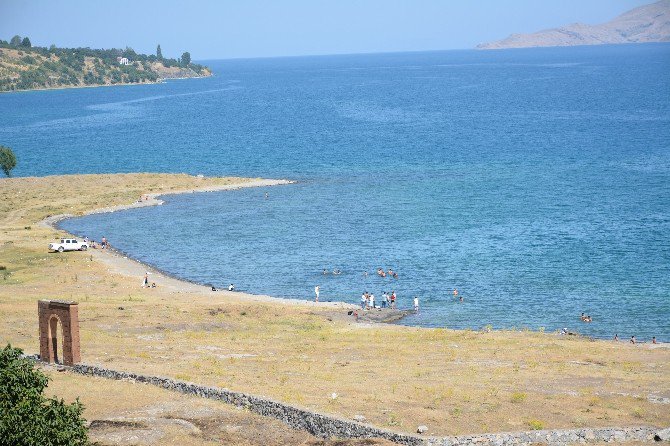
[0,345,89,445]
[511,391,527,403]
[527,419,544,430]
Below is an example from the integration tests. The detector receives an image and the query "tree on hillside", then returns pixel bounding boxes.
[10,35,22,46]
[0,345,89,445]
[0,146,17,177]
[156,44,163,60]
[180,51,191,66]
[21,37,31,47]
[122,46,137,59]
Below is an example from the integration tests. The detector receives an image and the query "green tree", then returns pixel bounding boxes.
[0,345,89,445]
[180,51,191,66]
[0,146,17,177]
[21,37,31,48]
[10,35,22,46]
[156,44,163,60]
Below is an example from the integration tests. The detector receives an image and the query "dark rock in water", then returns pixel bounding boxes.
[355,308,413,324]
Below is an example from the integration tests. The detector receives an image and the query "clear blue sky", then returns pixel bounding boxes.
[0,0,654,60]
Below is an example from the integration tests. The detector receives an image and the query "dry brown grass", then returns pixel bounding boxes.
[43,367,393,446]
[1,173,668,441]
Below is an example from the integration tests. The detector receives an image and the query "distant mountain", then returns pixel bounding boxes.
[478,0,670,50]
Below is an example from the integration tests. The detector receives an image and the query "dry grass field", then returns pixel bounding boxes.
[1,174,668,444]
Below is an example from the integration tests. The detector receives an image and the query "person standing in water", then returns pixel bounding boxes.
[413,296,419,313]
[314,285,320,302]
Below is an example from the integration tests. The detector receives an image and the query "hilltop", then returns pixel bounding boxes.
[0,37,211,92]
[478,0,670,49]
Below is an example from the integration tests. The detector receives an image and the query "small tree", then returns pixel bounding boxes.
[10,35,22,46]
[0,345,89,445]
[21,37,31,48]
[180,51,191,66]
[156,44,163,60]
[0,146,17,177]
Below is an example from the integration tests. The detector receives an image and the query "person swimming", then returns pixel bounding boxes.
[323,269,329,275]
[333,269,342,275]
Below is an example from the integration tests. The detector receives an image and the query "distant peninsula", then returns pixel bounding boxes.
[478,0,670,50]
[0,37,211,92]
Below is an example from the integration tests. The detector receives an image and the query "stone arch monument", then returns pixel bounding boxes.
[38,300,81,366]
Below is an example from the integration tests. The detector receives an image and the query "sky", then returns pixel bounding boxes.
[0,0,655,60]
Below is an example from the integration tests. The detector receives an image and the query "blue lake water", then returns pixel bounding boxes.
[2,44,669,339]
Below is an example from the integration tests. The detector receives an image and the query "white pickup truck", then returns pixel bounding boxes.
[49,238,88,253]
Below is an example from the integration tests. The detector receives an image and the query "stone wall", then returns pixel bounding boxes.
[29,357,667,446]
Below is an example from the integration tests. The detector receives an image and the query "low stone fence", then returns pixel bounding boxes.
[29,357,666,446]
[70,363,425,446]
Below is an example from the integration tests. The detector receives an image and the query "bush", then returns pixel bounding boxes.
[0,345,89,445]
[527,419,544,430]
[510,391,527,403]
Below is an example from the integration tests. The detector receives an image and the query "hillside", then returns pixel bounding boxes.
[478,0,670,49]
[0,39,211,92]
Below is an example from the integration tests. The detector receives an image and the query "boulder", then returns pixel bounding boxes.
[655,428,670,442]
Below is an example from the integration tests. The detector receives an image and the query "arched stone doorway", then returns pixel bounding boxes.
[38,300,80,366]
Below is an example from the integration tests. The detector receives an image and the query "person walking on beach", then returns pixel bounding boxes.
[228,283,235,291]
[142,272,149,288]
[361,292,367,309]
[101,236,108,249]
[630,335,636,344]
[315,285,320,302]
[391,291,396,309]
[413,296,419,313]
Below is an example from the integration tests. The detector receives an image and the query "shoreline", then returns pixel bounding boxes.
[43,177,359,312]
[37,175,667,340]
[4,173,668,436]
[0,72,212,95]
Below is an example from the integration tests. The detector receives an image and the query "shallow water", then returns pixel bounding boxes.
[3,44,669,339]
